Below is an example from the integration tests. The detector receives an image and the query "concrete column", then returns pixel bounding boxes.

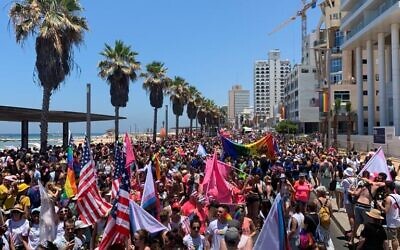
[392,23,400,135]
[366,40,375,135]
[356,47,364,135]
[378,33,387,126]
[21,121,28,149]
[62,122,69,148]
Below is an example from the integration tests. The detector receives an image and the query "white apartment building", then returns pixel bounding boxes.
[341,0,400,135]
[284,63,320,133]
[254,50,291,125]
[228,85,250,126]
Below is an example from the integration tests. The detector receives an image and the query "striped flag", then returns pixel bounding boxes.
[254,194,289,250]
[112,143,125,200]
[76,136,112,225]
[64,131,77,198]
[99,144,131,249]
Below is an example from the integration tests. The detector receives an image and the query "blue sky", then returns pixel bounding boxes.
[0,0,321,134]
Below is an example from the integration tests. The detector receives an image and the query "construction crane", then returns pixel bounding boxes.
[269,0,318,65]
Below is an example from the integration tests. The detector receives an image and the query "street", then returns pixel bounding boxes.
[331,217,350,250]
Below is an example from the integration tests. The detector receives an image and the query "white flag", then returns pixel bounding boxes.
[129,200,167,233]
[358,147,392,181]
[196,144,207,157]
[39,182,57,243]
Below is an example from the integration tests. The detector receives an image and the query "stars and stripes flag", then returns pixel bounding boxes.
[76,136,112,225]
[112,142,126,200]
[99,144,131,249]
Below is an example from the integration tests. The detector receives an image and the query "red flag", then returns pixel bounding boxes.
[203,152,232,203]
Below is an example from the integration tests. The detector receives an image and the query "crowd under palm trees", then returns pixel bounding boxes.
[8,0,224,148]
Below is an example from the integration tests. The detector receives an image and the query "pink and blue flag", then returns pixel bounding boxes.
[141,163,157,210]
[254,193,289,250]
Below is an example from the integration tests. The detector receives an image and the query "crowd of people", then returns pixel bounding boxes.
[0,131,398,250]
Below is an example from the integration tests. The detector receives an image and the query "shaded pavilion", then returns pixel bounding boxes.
[0,105,125,148]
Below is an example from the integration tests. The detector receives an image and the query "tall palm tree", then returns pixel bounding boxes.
[98,40,140,142]
[333,98,341,148]
[10,0,88,152]
[345,102,353,152]
[141,61,170,142]
[186,86,201,135]
[197,97,207,134]
[168,77,189,137]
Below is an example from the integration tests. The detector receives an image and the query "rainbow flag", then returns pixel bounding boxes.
[64,131,77,198]
[320,91,329,113]
[220,134,276,159]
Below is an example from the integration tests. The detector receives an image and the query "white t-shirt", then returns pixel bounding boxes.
[53,235,83,250]
[28,223,40,250]
[5,218,29,247]
[206,219,228,250]
[183,234,206,250]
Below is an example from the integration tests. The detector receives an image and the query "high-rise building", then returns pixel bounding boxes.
[228,85,250,126]
[254,50,290,126]
[340,0,399,135]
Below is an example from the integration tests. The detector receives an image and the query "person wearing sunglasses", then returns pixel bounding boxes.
[183,215,209,250]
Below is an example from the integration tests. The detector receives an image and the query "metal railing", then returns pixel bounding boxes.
[345,0,399,42]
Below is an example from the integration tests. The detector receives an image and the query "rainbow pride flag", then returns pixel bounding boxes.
[220,134,276,159]
[320,91,329,113]
[64,131,77,198]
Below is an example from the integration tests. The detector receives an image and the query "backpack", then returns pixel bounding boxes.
[318,199,331,229]
[299,229,313,249]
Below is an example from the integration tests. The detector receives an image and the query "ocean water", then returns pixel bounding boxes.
[0,133,103,150]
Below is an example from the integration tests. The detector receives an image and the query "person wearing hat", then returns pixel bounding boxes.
[0,175,17,210]
[340,167,357,243]
[17,183,31,217]
[5,204,29,250]
[357,209,387,250]
[28,207,40,250]
[293,172,313,213]
[74,220,91,249]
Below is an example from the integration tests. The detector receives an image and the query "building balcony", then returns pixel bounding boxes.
[341,0,369,25]
[342,0,400,48]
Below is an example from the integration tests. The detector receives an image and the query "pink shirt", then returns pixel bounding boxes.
[294,181,311,202]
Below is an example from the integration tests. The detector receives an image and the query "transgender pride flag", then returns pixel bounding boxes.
[141,164,157,210]
[254,194,289,250]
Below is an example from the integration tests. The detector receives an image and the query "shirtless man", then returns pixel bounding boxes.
[349,172,387,243]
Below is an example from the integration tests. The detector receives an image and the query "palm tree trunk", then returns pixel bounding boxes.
[175,115,179,138]
[40,87,52,153]
[347,114,351,152]
[115,106,119,142]
[333,114,338,148]
[190,119,193,135]
[153,107,158,143]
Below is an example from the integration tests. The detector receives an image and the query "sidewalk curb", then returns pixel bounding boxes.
[331,212,347,235]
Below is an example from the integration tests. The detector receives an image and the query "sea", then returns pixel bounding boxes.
[0,133,104,150]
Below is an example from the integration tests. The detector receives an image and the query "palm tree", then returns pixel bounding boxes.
[98,40,140,142]
[10,0,88,152]
[186,86,201,135]
[197,97,207,134]
[141,62,170,142]
[345,102,353,152]
[333,98,341,148]
[168,77,189,137]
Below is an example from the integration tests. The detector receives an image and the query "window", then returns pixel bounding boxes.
[301,68,309,73]
[363,106,368,111]
[334,91,350,101]
[331,58,342,73]
[376,106,380,111]
[362,59,367,64]
[363,90,368,95]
